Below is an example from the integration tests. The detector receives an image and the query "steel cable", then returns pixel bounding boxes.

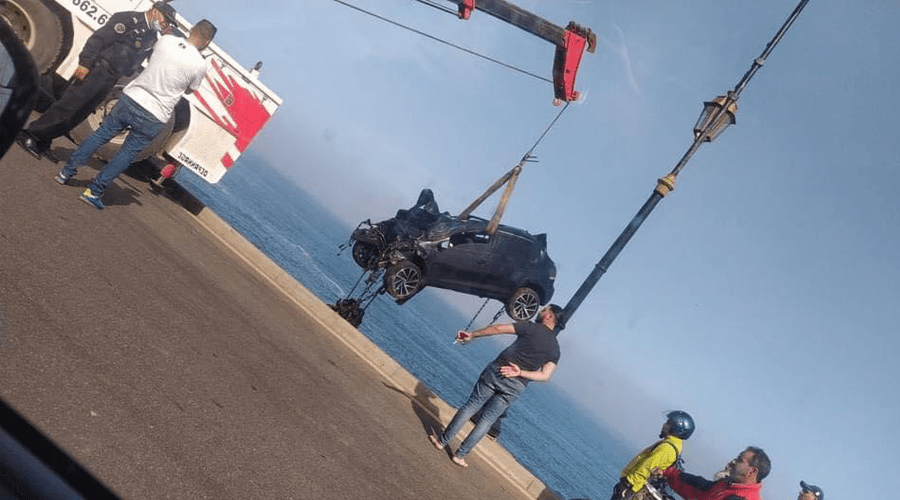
[332,0,552,84]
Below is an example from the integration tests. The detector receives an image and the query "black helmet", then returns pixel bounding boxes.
[665,410,695,439]
[800,480,824,500]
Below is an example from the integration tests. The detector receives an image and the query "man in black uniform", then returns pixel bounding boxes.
[18,1,177,159]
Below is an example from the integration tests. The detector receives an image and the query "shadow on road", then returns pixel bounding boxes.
[382,381,445,442]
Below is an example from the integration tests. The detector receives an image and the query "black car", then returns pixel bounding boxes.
[349,190,556,321]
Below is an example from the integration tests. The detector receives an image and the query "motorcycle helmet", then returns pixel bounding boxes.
[800,480,824,500]
[665,410,695,439]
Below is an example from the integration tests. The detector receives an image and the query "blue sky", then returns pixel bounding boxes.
[177,1,899,498]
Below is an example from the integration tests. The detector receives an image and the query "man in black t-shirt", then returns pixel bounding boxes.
[429,304,563,467]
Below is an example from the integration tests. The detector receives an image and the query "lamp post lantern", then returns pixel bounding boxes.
[559,0,810,329]
[694,94,738,143]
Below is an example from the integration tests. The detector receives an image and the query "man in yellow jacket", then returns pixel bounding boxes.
[610,410,695,500]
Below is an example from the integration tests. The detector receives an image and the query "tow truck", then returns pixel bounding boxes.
[0,0,282,184]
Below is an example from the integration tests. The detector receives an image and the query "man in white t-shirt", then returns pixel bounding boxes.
[56,20,217,209]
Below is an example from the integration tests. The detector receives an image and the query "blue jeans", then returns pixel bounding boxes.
[439,362,526,458]
[61,94,164,197]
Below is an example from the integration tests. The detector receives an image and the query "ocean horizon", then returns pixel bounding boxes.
[176,153,633,499]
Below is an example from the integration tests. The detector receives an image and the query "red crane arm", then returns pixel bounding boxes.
[453,0,596,102]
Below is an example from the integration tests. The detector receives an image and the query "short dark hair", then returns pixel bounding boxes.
[191,19,217,43]
[746,446,770,482]
[152,1,177,24]
[546,304,563,319]
[543,304,564,333]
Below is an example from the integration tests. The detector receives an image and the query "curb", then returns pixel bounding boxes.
[190,205,557,500]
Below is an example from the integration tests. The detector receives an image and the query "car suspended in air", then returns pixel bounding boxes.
[348,189,556,321]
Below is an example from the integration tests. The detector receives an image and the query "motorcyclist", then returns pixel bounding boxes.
[610,411,694,500]
[797,480,824,500]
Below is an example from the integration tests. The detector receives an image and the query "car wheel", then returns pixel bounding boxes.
[384,260,422,300]
[351,240,379,269]
[506,287,540,321]
[0,0,64,74]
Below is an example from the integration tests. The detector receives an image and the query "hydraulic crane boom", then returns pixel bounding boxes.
[449,0,596,102]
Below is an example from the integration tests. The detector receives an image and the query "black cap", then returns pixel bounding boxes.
[800,480,824,500]
[153,1,177,24]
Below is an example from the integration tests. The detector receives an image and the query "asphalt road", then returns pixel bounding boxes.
[0,140,555,500]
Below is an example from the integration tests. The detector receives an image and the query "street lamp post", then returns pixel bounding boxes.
[559,0,810,329]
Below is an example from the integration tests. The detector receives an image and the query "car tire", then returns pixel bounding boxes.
[384,260,422,301]
[0,0,64,74]
[506,287,541,321]
[351,240,379,270]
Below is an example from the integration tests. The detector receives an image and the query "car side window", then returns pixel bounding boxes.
[494,233,531,259]
[446,231,490,248]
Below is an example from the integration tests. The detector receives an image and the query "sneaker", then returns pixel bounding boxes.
[17,133,44,160]
[79,189,105,210]
[54,170,71,185]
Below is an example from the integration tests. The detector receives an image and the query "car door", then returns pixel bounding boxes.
[484,232,532,293]
[425,229,494,293]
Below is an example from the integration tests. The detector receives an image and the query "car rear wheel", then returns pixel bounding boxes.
[384,260,422,300]
[506,287,540,321]
[351,240,379,270]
